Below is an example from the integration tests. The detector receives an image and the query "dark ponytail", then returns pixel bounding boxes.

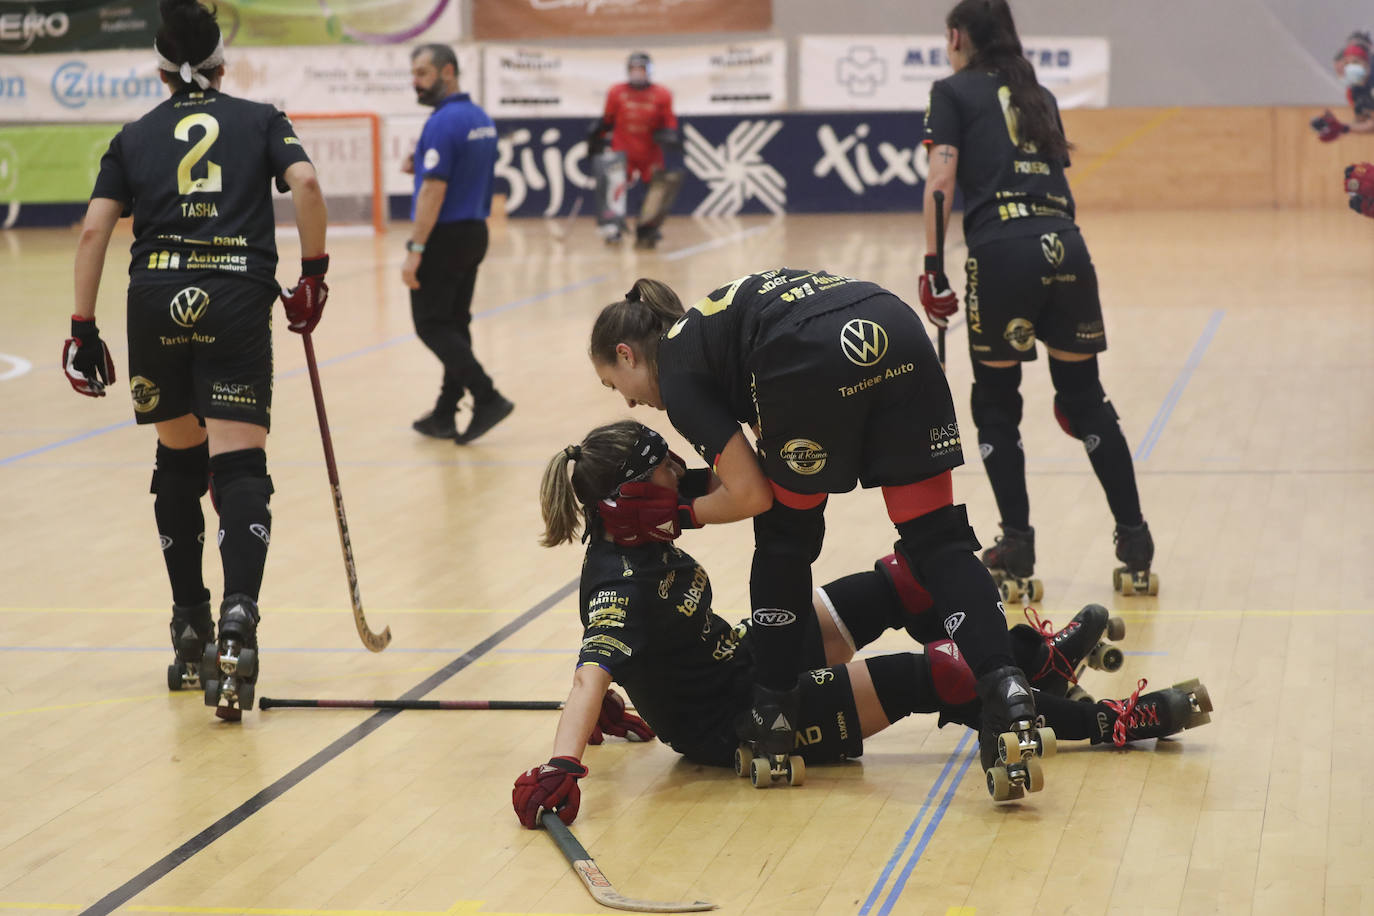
[538,421,647,546]
[946,0,1070,164]
[155,0,222,91]
[588,277,684,374]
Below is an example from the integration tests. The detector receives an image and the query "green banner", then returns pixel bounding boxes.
[0,123,117,202]
[0,2,158,54]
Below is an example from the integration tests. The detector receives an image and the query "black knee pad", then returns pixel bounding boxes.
[150,441,210,497]
[209,448,274,510]
[893,504,981,567]
[1049,357,1119,443]
[970,362,1023,432]
[754,500,826,564]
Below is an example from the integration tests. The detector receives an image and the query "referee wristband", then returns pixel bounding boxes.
[405,240,426,254]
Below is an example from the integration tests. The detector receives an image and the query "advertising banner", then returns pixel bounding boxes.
[482,39,785,119]
[0,122,119,201]
[472,0,769,41]
[798,35,1110,110]
[0,0,458,53]
[491,110,930,219]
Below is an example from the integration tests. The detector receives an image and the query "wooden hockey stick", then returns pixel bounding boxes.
[541,812,716,912]
[260,697,562,710]
[932,188,948,369]
[302,333,392,652]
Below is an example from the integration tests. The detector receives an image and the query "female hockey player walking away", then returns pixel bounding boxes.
[65,0,328,720]
[510,422,1212,825]
[585,51,683,248]
[587,271,1053,802]
[919,0,1156,601]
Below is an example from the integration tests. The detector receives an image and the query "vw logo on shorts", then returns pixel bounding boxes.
[170,286,209,328]
[839,318,888,367]
[1003,318,1036,352]
[1040,232,1065,268]
[780,438,828,476]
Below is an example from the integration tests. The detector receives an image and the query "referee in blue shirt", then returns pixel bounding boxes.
[404,43,512,443]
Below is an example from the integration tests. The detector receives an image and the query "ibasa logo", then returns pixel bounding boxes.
[52,61,164,110]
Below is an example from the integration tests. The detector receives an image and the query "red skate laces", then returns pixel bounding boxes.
[1024,607,1079,686]
[1103,678,1148,748]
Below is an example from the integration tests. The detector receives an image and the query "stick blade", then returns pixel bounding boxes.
[575,860,717,912]
[357,621,392,652]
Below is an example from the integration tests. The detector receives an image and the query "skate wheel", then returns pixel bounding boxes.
[167,664,183,691]
[1106,616,1127,641]
[1067,685,1095,704]
[1036,727,1057,759]
[238,683,255,711]
[987,765,1014,801]
[202,678,220,708]
[1119,575,1136,597]
[997,731,1021,765]
[1099,645,1125,673]
[1147,573,1160,596]
[998,579,1020,603]
[749,757,771,788]
[1112,568,1124,592]
[1024,756,1046,793]
[733,745,753,778]
[786,755,805,787]
[1027,578,1045,603]
[236,648,257,680]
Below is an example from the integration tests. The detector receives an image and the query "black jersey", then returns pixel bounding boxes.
[657,268,884,469]
[1350,80,1374,119]
[924,69,1075,248]
[90,88,312,292]
[576,535,753,757]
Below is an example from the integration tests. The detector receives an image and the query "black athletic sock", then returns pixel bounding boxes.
[749,549,813,692]
[210,448,273,602]
[151,441,210,607]
[1049,358,1143,527]
[816,570,899,651]
[1032,691,1097,740]
[971,362,1030,529]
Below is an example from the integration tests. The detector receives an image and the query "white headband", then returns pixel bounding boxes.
[155,35,224,89]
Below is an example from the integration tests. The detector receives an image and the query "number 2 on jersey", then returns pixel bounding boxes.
[174,113,222,195]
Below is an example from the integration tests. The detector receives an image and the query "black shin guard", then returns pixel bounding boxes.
[749,502,825,691]
[895,506,1014,677]
[1049,357,1143,527]
[971,362,1029,529]
[209,448,273,601]
[151,441,211,607]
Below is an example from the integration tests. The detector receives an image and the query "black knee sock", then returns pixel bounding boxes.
[749,549,813,691]
[1049,358,1143,527]
[815,571,897,651]
[210,448,273,602]
[971,362,1029,529]
[151,441,210,607]
[1032,691,1097,740]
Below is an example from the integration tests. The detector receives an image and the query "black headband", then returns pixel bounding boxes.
[614,425,668,491]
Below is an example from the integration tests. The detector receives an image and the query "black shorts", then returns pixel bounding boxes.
[677,615,864,767]
[750,291,963,494]
[964,228,1107,362]
[125,277,274,428]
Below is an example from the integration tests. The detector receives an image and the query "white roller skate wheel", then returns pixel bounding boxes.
[1036,726,1057,758]
[749,757,771,788]
[1067,685,1094,704]
[1119,576,1136,597]
[998,579,1020,603]
[1112,568,1124,591]
[1147,573,1160,596]
[1028,578,1045,603]
[1106,616,1127,641]
[733,745,752,778]
[1025,756,1046,793]
[786,755,805,787]
[997,731,1021,765]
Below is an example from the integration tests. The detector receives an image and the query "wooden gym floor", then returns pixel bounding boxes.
[1,202,1372,916]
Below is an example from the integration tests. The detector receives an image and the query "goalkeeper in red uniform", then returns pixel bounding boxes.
[585,51,684,249]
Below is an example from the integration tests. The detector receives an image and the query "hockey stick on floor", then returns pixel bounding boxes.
[541,812,716,913]
[932,188,948,370]
[260,697,562,710]
[302,332,392,652]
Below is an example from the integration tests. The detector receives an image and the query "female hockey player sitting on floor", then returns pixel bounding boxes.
[511,421,1213,827]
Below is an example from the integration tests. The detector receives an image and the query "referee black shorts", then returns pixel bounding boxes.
[964,227,1108,362]
[125,277,275,429]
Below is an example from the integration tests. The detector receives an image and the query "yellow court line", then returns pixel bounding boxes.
[947,908,977,916]
[0,903,601,916]
[1072,106,1182,185]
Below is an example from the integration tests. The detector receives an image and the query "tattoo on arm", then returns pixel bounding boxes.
[939,148,954,163]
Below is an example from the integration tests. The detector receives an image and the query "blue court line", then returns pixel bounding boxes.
[0,275,609,468]
[878,743,981,916]
[859,729,973,916]
[1134,309,1224,461]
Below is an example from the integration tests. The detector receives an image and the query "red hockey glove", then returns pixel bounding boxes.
[1346,162,1374,218]
[587,689,655,745]
[1311,110,1350,143]
[279,254,329,334]
[62,315,116,397]
[512,756,588,829]
[597,481,702,547]
[918,254,958,328]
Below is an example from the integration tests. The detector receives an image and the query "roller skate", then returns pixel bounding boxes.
[976,666,1056,802]
[733,683,805,788]
[1112,520,1159,596]
[1011,604,1127,703]
[1092,678,1213,746]
[599,220,625,245]
[166,598,214,691]
[981,525,1043,604]
[633,225,662,249]
[202,594,260,722]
